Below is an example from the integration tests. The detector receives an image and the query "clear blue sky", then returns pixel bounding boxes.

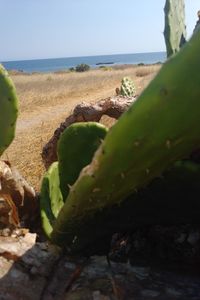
[0,0,199,61]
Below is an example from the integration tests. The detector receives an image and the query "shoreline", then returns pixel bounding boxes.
[7,62,163,76]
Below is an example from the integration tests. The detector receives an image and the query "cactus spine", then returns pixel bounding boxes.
[164,0,186,57]
[0,65,19,155]
[50,30,200,251]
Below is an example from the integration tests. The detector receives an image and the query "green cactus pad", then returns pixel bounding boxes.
[58,122,108,201]
[40,162,64,237]
[51,30,200,251]
[164,0,186,57]
[0,64,19,156]
[120,77,135,97]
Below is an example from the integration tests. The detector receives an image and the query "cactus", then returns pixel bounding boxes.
[40,122,108,237]
[50,30,200,252]
[51,160,200,254]
[0,64,19,156]
[164,0,186,57]
[40,162,64,237]
[58,122,108,200]
[120,77,135,97]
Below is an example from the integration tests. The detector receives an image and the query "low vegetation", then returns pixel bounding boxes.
[75,63,90,72]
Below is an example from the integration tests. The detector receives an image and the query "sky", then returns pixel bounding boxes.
[0,0,199,61]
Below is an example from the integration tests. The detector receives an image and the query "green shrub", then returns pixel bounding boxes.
[137,63,145,66]
[99,66,112,71]
[75,63,90,72]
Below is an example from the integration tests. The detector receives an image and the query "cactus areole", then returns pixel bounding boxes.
[50,30,200,252]
[0,65,19,156]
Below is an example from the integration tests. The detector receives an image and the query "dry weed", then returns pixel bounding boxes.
[135,65,160,77]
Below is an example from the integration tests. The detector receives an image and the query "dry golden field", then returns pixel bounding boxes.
[2,65,160,191]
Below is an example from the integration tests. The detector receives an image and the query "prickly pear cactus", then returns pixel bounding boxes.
[120,77,135,97]
[40,162,64,237]
[0,64,19,156]
[58,122,108,200]
[51,30,200,252]
[164,0,186,57]
[40,122,107,237]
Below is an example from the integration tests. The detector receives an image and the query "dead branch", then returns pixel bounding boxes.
[42,96,136,169]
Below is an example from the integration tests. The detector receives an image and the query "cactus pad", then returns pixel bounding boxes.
[164,0,186,57]
[58,122,108,200]
[40,122,108,236]
[0,65,19,156]
[40,162,64,237]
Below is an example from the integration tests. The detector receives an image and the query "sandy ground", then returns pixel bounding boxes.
[2,65,160,191]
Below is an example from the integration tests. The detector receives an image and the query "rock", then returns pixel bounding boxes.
[0,160,37,228]
[0,233,61,300]
[187,231,200,246]
[141,289,160,297]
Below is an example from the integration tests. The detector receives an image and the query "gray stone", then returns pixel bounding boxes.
[141,289,160,297]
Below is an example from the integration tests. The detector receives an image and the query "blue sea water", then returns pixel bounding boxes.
[2,52,166,73]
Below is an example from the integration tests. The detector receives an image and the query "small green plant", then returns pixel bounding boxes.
[69,67,75,72]
[119,77,136,97]
[99,66,112,71]
[137,63,145,66]
[75,63,90,72]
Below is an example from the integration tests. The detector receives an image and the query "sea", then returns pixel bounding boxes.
[2,52,166,73]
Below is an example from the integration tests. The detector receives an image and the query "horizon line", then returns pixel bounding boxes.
[2,50,166,63]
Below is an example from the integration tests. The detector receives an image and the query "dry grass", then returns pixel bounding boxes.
[2,65,160,191]
[135,65,159,77]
